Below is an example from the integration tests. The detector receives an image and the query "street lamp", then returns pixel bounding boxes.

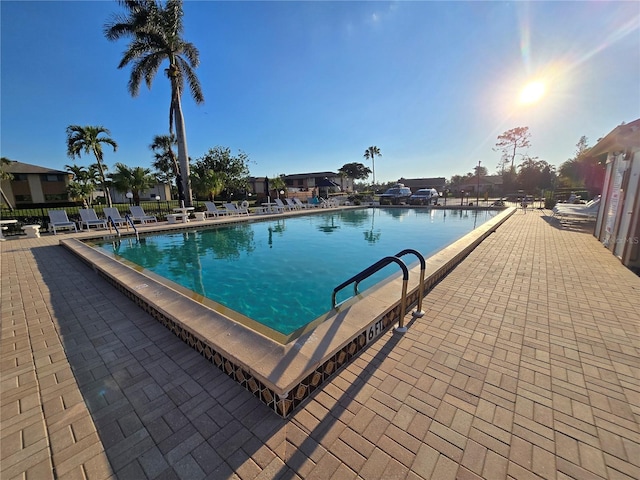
[460,190,464,206]
[155,195,161,214]
[126,191,133,206]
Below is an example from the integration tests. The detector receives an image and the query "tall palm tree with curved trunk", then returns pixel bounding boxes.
[364,146,382,185]
[105,0,204,207]
[66,125,117,207]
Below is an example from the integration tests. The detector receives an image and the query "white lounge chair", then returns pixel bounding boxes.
[103,207,128,227]
[205,201,231,217]
[48,210,78,234]
[129,205,157,224]
[285,198,300,210]
[274,198,292,212]
[552,196,601,215]
[223,202,250,216]
[293,198,313,209]
[552,199,601,222]
[79,209,107,230]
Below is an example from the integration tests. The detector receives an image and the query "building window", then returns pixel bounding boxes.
[14,194,33,202]
[41,174,65,182]
[13,173,28,181]
[44,193,69,201]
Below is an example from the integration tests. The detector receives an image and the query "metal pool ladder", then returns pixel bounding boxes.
[331,249,426,333]
[107,214,139,241]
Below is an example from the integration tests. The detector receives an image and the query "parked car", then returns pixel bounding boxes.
[379,184,412,204]
[409,188,439,205]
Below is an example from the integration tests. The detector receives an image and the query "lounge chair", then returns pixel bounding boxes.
[103,207,128,227]
[223,202,250,216]
[79,209,107,230]
[552,199,601,222]
[285,198,300,210]
[552,196,601,215]
[274,198,292,212]
[203,201,229,218]
[314,197,335,208]
[293,198,313,209]
[48,210,78,234]
[308,197,324,208]
[129,205,157,224]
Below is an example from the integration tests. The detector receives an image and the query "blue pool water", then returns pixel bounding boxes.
[94,208,496,336]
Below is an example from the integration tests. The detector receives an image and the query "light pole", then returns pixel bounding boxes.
[460,190,464,206]
[155,195,161,214]
[476,160,481,206]
[126,191,133,206]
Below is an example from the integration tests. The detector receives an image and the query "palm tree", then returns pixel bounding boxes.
[363,146,382,185]
[190,167,224,202]
[270,176,286,199]
[110,162,157,205]
[150,133,183,199]
[65,163,96,207]
[66,125,117,207]
[104,0,204,207]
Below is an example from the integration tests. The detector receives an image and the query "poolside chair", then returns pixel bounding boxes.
[308,197,324,208]
[203,201,228,218]
[293,198,313,209]
[274,198,292,212]
[223,202,250,216]
[552,199,601,223]
[103,207,128,227]
[79,209,107,231]
[552,197,601,217]
[552,196,601,215]
[323,197,339,208]
[129,205,157,224]
[286,198,301,210]
[48,210,78,235]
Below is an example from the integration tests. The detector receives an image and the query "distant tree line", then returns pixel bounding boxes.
[445,126,604,199]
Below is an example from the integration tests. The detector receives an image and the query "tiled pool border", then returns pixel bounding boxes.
[60,207,515,417]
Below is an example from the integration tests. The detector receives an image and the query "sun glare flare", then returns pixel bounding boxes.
[519,81,546,105]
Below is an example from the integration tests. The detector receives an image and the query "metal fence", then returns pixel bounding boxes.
[0,201,204,236]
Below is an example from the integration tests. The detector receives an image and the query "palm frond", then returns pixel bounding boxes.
[176,57,203,104]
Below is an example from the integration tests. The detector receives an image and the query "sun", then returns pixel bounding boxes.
[519,81,546,105]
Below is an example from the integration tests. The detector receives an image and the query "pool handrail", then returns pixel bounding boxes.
[332,255,409,330]
[124,214,139,241]
[395,249,426,318]
[107,216,120,236]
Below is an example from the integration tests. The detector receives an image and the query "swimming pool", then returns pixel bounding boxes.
[65,206,514,416]
[92,208,496,337]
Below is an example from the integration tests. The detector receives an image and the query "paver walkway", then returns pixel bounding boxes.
[1,210,638,479]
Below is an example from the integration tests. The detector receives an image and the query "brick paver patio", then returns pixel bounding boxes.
[1,209,638,479]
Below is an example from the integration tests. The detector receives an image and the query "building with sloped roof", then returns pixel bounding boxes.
[1,161,70,208]
[249,172,352,200]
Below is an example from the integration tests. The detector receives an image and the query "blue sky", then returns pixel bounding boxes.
[2,1,639,183]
